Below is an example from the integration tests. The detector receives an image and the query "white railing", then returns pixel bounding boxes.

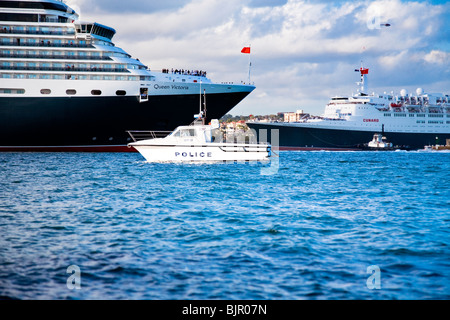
[126,131,171,142]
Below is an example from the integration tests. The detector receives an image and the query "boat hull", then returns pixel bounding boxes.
[0,91,251,151]
[130,144,271,162]
[247,122,450,151]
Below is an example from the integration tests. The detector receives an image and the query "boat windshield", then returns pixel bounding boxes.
[172,128,196,137]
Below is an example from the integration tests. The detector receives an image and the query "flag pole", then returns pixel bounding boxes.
[199,80,202,115]
[241,45,251,84]
[248,45,251,84]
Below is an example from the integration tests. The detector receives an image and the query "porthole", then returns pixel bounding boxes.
[40,89,51,94]
[91,90,102,95]
[66,89,76,95]
[116,90,126,96]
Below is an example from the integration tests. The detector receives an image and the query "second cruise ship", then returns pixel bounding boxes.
[0,0,255,151]
[247,66,449,150]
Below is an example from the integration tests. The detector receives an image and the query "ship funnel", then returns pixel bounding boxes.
[355,66,369,95]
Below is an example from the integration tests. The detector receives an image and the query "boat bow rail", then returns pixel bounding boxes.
[126,130,172,142]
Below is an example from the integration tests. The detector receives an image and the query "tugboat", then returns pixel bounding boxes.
[357,133,396,151]
[356,125,411,151]
[127,91,271,162]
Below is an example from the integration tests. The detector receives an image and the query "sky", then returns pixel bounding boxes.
[66,0,450,116]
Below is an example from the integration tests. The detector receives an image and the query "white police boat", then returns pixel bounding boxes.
[127,104,271,163]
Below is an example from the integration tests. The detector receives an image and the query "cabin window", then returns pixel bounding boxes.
[116,90,126,96]
[91,90,102,95]
[40,89,51,94]
[66,89,76,95]
[171,129,196,137]
[0,88,25,94]
[179,129,196,137]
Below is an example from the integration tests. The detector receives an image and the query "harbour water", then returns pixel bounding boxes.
[0,151,449,300]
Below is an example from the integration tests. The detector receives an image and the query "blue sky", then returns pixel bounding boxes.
[68,0,450,116]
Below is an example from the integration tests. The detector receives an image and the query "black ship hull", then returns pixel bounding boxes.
[0,91,250,151]
[247,123,450,151]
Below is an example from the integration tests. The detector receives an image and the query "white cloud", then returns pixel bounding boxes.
[424,50,450,65]
[67,0,450,115]
[377,50,409,68]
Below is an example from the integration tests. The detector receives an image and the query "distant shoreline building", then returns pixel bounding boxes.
[283,110,310,122]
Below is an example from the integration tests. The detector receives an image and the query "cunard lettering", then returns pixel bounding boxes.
[363,119,379,122]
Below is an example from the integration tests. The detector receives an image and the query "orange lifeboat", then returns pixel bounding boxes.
[390,103,402,108]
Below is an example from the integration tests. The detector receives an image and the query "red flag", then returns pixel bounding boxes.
[360,68,369,74]
[241,47,251,54]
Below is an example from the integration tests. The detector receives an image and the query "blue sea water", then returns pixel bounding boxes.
[0,151,449,300]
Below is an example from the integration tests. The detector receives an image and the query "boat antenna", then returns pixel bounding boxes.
[199,80,202,116]
[203,89,207,125]
[191,81,204,125]
[248,46,252,84]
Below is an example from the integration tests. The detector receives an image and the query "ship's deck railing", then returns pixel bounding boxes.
[161,69,207,77]
[126,131,172,142]
[0,42,94,48]
[0,29,76,36]
[0,52,112,61]
[0,66,129,73]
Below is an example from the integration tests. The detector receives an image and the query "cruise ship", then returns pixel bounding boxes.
[247,67,450,150]
[0,0,255,151]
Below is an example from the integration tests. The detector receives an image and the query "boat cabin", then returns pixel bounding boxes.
[368,133,393,148]
[168,120,220,143]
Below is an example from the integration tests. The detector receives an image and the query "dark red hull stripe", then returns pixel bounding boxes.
[0,145,138,152]
[278,146,360,151]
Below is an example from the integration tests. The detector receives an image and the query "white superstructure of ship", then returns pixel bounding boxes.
[317,67,449,134]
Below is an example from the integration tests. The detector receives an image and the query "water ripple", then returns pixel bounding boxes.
[0,151,449,299]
